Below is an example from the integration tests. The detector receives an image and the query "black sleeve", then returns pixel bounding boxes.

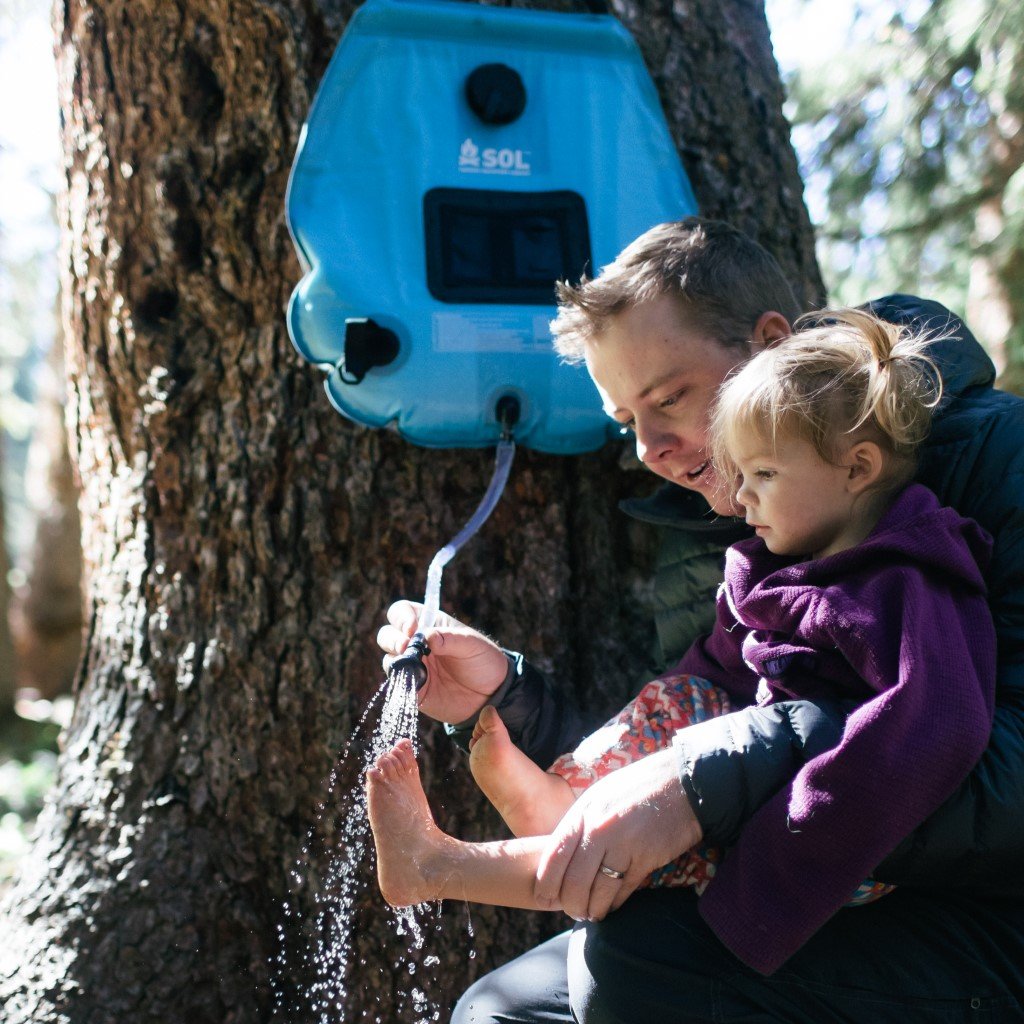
[674,698,851,846]
[444,650,597,768]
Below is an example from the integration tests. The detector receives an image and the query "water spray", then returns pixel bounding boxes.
[389,398,519,691]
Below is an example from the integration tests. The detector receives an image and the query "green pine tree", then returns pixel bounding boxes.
[788,0,1024,386]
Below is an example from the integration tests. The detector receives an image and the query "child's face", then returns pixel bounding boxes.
[731,433,866,560]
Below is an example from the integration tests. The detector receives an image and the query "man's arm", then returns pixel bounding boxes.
[671,698,850,846]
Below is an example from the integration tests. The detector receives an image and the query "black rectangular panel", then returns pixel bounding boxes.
[424,188,591,305]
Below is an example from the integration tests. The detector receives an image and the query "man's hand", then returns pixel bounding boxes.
[377,601,510,723]
[534,747,703,921]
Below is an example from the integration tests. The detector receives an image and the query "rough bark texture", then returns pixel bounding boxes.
[970,193,1024,395]
[0,1,821,1021]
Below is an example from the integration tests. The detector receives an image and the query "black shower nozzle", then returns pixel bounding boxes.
[388,632,431,691]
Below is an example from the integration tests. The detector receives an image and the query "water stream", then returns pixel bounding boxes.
[272,441,513,1020]
[271,666,454,1023]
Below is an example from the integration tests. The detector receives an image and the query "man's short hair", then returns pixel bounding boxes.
[550,217,802,363]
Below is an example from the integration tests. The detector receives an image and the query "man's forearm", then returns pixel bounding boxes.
[673,699,850,846]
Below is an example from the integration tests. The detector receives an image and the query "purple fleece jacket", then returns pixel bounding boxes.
[676,483,996,974]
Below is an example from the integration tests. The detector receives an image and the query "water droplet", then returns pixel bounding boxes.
[269,671,450,1020]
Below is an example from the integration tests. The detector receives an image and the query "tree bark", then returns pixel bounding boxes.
[0,1,821,1021]
[966,108,1024,392]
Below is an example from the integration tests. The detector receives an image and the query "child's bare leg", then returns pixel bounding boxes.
[366,738,557,910]
[469,705,575,836]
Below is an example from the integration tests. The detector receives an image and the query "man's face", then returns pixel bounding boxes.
[584,294,754,514]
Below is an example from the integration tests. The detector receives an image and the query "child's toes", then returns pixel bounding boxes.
[379,750,403,780]
[469,718,486,748]
[491,712,510,742]
[479,704,509,741]
[393,742,417,773]
[469,707,505,751]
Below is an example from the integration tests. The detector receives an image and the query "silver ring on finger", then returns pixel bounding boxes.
[599,863,626,880]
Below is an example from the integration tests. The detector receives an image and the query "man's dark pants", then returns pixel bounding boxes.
[451,888,1024,1023]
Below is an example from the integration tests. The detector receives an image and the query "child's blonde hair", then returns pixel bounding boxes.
[710,308,943,494]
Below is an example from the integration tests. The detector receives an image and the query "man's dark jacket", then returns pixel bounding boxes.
[448,295,1024,895]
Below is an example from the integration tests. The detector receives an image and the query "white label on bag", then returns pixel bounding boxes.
[458,138,532,176]
[432,312,551,353]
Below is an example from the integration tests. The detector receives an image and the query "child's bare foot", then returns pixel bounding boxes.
[365,739,454,907]
[469,706,574,836]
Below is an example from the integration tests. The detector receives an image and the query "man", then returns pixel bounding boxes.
[378,218,1024,1021]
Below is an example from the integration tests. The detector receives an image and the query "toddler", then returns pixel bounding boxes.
[366,309,995,926]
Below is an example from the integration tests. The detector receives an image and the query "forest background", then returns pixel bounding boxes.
[0,0,1021,913]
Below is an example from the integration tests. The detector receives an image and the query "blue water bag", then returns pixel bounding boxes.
[286,0,698,453]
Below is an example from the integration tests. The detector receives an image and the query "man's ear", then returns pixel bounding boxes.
[844,441,885,494]
[751,311,792,353]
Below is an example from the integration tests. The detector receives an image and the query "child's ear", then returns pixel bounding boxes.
[845,441,885,494]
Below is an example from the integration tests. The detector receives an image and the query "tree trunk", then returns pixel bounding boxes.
[969,195,1024,396]
[0,1,821,1021]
